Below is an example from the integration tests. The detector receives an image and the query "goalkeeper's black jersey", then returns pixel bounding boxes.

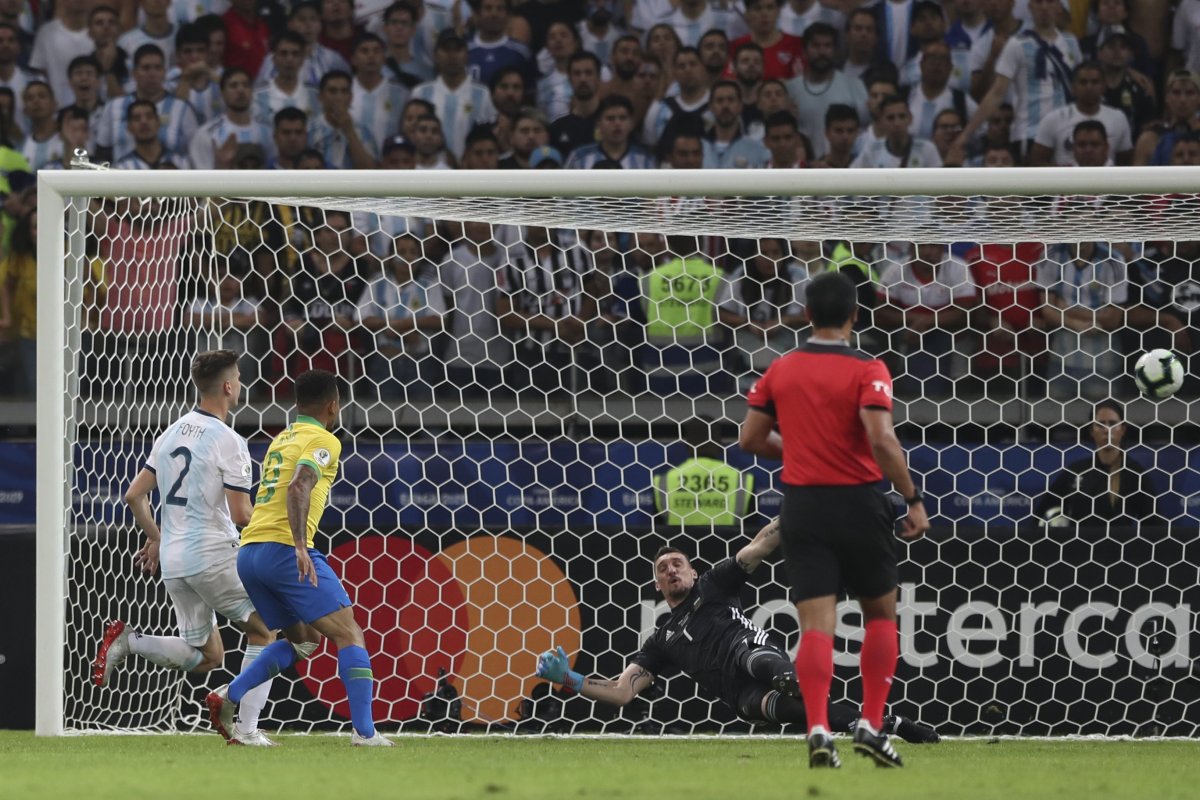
[631,558,773,709]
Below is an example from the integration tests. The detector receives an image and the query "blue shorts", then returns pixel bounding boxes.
[237,542,352,631]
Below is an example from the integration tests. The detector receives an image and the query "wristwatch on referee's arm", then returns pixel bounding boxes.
[904,489,924,506]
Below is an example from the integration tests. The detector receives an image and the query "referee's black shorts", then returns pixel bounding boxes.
[779,483,898,602]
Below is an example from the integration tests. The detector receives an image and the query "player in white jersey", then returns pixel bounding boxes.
[91,350,278,747]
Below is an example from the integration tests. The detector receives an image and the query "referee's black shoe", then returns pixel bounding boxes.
[771,670,799,698]
[853,723,904,767]
[885,714,940,744]
[807,730,841,768]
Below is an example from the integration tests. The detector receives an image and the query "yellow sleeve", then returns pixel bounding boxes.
[296,430,340,476]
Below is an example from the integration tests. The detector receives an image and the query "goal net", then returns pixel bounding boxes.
[37,166,1200,737]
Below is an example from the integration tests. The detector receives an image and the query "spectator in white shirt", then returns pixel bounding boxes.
[118,0,178,73]
[851,95,943,167]
[1030,61,1132,166]
[907,40,977,140]
[30,0,94,105]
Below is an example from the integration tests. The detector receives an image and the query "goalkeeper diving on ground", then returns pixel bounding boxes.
[535,519,940,743]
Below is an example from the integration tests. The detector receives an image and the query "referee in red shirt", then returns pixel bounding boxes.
[740,270,929,769]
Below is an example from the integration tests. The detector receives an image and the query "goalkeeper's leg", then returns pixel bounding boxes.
[735,644,799,697]
[736,685,940,744]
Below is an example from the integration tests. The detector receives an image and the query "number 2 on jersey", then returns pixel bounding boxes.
[165,446,192,507]
[258,450,284,503]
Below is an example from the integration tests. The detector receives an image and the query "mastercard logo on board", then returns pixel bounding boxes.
[298,535,583,724]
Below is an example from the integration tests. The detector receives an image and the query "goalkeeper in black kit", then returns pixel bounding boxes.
[534,520,939,743]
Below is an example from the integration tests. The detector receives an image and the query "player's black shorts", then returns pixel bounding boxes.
[779,483,898,602]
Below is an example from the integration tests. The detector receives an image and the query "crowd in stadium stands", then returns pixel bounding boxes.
[1,0,1199,404]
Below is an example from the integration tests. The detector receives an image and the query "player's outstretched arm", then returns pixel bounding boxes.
[124,468,162,575]
[734,517,781,574]
[536,647,655,706]
[287,464,319,585]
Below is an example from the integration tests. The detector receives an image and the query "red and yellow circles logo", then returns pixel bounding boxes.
[298,535,582,723]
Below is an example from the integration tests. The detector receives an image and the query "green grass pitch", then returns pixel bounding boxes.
[2,732,1199,800]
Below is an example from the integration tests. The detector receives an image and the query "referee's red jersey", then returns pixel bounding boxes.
[747,341,894,486]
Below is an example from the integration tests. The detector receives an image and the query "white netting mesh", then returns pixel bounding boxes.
[57,177,1200,737]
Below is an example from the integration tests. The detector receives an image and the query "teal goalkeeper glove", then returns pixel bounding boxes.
[536,645,584,693]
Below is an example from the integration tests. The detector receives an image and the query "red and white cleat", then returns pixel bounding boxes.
[206,685,238,743]
[91,620,130,688]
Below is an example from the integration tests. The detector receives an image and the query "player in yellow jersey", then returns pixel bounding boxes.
[206,370,392,747]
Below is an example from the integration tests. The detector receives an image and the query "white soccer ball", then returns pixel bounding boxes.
[1133,349,1185,399]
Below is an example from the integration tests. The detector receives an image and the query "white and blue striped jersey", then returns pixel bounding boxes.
[308,115,380,168]
[413,0,456,68]
[255,45,350,88]
[565,142,656,169]
[95,94,200,160]
[165,70,224,124]
[170,0,229,25]
[353,211,431,259]
[410,76,497,158]
[117,26,177,71]
[351,77,410,153]
[907,84,977,140]
[144,409,252,580]
[189,114,276,169]
[113,149,192,169]
[537,70,572,123]
[1038,243,1128,310]
[355,271,446,354]
[19,132,63,171]
[0,66,39,136]
[851,137,942,168]
[994,29,1082,141]
[253,81,319,127]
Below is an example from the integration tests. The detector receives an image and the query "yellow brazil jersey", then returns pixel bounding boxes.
[242,416,341,549]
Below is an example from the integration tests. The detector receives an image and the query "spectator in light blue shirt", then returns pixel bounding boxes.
[308,69,378,169]
[356,232,446,401]
[703,80,770,168]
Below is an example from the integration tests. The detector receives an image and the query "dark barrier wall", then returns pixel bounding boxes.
[0,529,35,729]
[29,522,1200,735]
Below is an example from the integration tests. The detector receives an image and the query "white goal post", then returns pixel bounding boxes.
[36,166,1200,737]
